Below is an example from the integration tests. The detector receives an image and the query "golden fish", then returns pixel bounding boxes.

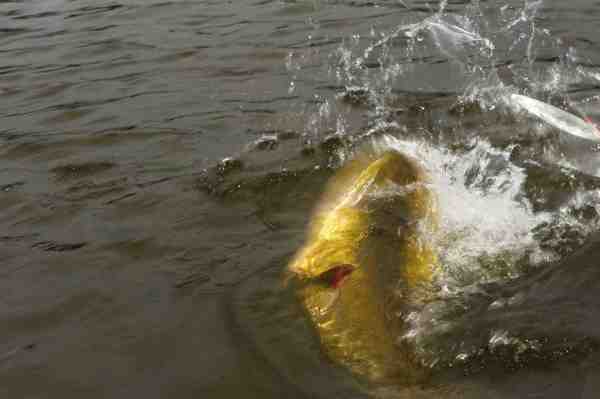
[288,149,439,384]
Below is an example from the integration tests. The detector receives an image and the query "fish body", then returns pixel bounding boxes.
[288,150,439,383]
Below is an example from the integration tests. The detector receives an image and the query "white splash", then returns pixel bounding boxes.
[370,135,554,288]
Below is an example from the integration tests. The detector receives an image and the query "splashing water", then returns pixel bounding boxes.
[370,135,554,289]
[293,0,600,144]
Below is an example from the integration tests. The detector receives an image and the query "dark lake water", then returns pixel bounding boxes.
[3,0,600,397]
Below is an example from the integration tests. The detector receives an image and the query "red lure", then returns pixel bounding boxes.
[584,116,600,136]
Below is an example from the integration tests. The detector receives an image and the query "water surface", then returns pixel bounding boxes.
[2,0,600,397]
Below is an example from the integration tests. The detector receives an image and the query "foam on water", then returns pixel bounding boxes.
[371,135,554,289]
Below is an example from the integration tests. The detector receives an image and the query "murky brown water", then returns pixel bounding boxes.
[3,0,600,398]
